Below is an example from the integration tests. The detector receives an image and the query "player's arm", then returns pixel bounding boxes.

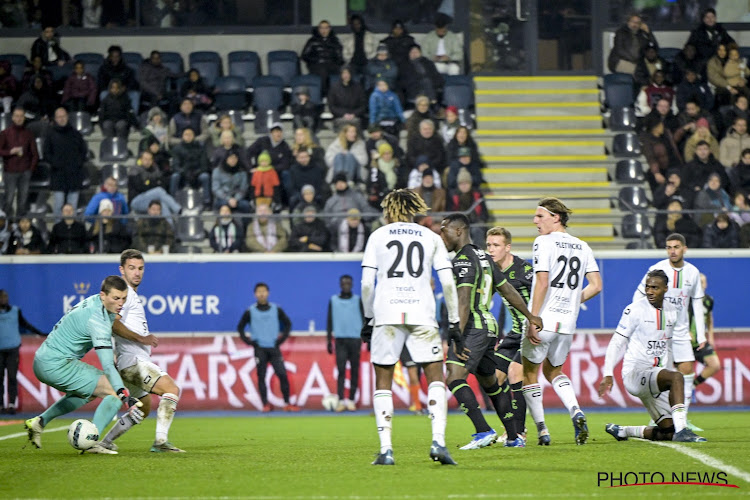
[598,306,634,397]
[493,261,542,330]
[89,318,125,391]
[276,307,292,346]
[361,266,376,319]
[528,270,548,344]
[112,318,158,347]
[236,310,256,346]
[437,267,459,325]
[707,306,715,346]
[581,271,603,304]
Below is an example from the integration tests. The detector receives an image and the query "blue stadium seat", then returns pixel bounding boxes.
[0,54,28,82]
[251,75,284,112]
[290,74,322,105]
[603,73,634,109]
[49,61,73,84]
[160,52,185,75]
[612,133,642,157]
[741,47,750,62]
[214,76,248,111]
[658,48,680,64]
[101,164,128,188]
[267,50,300,86]
[228,51,261,87]
[72,111,93,136]
[615,159,645,184]
[189,51,222,88]
[99,137,131,162]
[123,52,143,82]
[442,75,474,110]
[618,186,650,211]
[609,107,636,131]
[74,53,105,80]
[621,213,652,239]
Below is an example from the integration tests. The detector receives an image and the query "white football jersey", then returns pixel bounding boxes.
[615,297,677,377]
[529,231,599,334]
[361,222,451,327]
[633,259,703,339]
[115,284,151,370]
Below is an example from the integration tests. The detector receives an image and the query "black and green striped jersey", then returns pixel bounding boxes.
[499,255,533,336]
[452,244,508,336]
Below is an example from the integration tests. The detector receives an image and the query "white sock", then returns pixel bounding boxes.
[155,393,179,445]
[672,404,687,432]
[552,375,581,417]
[373,390,393,454]
[102,412,138,444]
[682,373,694,413]
[427,381,447,447]
[624,425,646,438]
[522,384,546,429]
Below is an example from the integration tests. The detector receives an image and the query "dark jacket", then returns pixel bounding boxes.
[672,50,706,84]
[171,141,208,180]
[99,91,138,126]
[209,220,244,253]
[301,27,344,68]
[246,136,293,172]
[406,134,446,173]
[401,56,443,101]
[97,58,139,92]
[289,158,327,198]
[675,79,714,112]
[702,219,739,248]
[47,220,88,254]
[683,156,730,192]
[133,217,175,252]
[44,122,88,192]
[0,60,18,99]
[365,56,399,90]
[687,22,735,63]
[0,124,38,173]
[88,220,132,254]
[380,33,416,70]
[327,80,367,118]
[139,60,172,99]
[289,218,331,252]
[30,35,70,66]
[446,159,484,190]
[653,215,703,248]
[607,24,658,73]
[127,163,167,201]
[61,72,97,107]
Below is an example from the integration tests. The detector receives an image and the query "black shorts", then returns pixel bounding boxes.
[447,328,497,376]
[694,343,716,364]
[494,333,522,374]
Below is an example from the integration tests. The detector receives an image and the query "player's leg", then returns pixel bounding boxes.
[608,368,670,441]
[346,338,362,410]
[335,338,348,406]
[5,347,19,413]
[672,338,696,413]
[0,348,9,411]
[268,349,296,410]
[478,370,518,445]
[543,334,588,445]
[508,357,527,439]
[370,325,405,464]
[406,364,422,413]
[255,348,271,411]
[492,343,520,444]
[149,375,184,450]
[694,344,720,387]
[521,331,553,445]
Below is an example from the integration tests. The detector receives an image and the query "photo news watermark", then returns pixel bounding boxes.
[597,471,739,488]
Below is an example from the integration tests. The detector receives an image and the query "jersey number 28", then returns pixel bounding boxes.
[550,256,581,289]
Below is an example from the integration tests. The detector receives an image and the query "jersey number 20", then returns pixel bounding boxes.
[550,256,581,289]
[386,241,424,278]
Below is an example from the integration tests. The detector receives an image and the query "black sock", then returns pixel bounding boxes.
[448,379,492,433]
[694,375,706,386]
[484,381,517,441]
[510,381,527,436]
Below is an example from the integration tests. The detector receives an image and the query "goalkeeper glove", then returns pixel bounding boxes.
[448,322,464,354]
[117,388,144,424]
[360,318,373,345]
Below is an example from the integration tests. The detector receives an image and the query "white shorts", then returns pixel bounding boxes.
[370,324,443,366]
[671,337,695,364]
[623,367,672,424]
[521,330,573,367]
[120,358,167,399]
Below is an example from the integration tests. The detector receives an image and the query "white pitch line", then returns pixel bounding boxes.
[0,425,67,441]
[650,440,750,484]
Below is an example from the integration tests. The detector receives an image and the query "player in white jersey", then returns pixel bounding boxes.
[599,270,706,442]
[632,233,705,428]
[521,197,602,446]
[100,249,185,453]
[361,189,460,466]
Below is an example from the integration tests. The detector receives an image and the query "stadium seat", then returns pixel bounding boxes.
[0,54,28,82]
[611,133,641,157]
[100,164,128,188]
[0,112,10,131]
[49,61,73,84]
[267,50,300,86]
[442,75,474,110]
[160,51,185,76]
[251,75,284,112]
[29,161,51,190]
[609,107,636,131]
[621,213,652,239]
[625,240,654,249]
[603,74,634,109]
[618,186,650,211]
[290,74,323,105]
[615,159,645,184]
[123,52,143,82]
[176,216,207,243]
[99,137,131,162]
[213,76,248,111]
[228,51,261,87]
[658,47,680,64]
[74,53,105,79]
[176,188,203,213]
[72,111,93,136]
[740,47,750,62]
[189,51,222,87]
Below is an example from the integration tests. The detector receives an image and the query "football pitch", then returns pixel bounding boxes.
[1,410,749,499]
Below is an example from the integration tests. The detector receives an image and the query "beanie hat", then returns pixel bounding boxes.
[98,199,114,214]
[258,150,272,164]
[456,167,472,185]
[377,142,393,156]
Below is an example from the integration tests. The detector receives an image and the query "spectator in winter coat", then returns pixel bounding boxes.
[30,26,70,67]
[291,86,320,133]
[98,79,137,138]
[405,95,437,142]
[414,170,446,213]
[406,119,447,175]
[636,70,675,117]
[127,150,181,217]
[729,148,750,194]
[702,213,739,248]
[707,44,733,107]
[289,205,331,252]
[420,13,464,76]
[334,208,368,253]
[695,172,733,226]
[687,8,735,64]
[84,176,129,220]
[446,146,483,190]
[653,199,703,248]
[671,43,705,85]
[213,152,250,213]
[61,60,97,112]
[639,114,683,190]
[652,169,694,210]
[407,155,443,189]
[168,98,210,146]
[0,60,19,112]
[87,198,131,254]
[683,117,719,162]
[729,191,750,227]
[720,117,750,167]
[368,79,404,134]
[47,203,87,254]
[328,66,367,131]
[209,114,244,149]
[301,20,343,96]
[607,13,658,74]
[365,43,399,92]
[341,14,378,77]
[325,124,368,184]
[323,173,370,232]
[245,202,288,253]
[210,130,249,171]
[683,140,730,193]
[250,151,281,209]
[673,98,719,146]
[401,44,444,103]
[180,68,213,111]
[97,45,138,93]
[8,217,43,255]
[634,43,671,89]
[246,122,293,172]
[675,68,714,113]
[45,108,88,216]
[210,205,244,253]
[21,56,53,94]
[139,50,175,109]
[380,20,415,72]
[16,75,55,119]
[289,148,327,209]
[0,107,38,217]
[441,106,461,144]
[447,167,489,244]
[132,200,175,253]
[139,107,170,152]
[170,128,211,207]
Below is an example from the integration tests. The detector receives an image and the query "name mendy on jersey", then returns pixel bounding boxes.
[389,228,422,236]
[64,283,220,316]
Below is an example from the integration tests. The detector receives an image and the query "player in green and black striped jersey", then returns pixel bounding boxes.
[440,214,543,450]
[486,227,533,446]
[688,273,720,392]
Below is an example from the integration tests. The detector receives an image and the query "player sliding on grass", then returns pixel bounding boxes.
[599,269,706,443]
[361,189,459,466]
[25,276,144,454]
[99,249,185,453]
[440,214,542,450]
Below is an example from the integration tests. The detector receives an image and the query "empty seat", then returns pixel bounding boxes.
[213,76,248,111]
[442,75,474,110]
[615,159,645,184]
[176,188,203,212]
[611,132,641,157]
[267,50,300,86]
[176,215,207,243]
[99,137,131,162]
[609,107,636,131]
[72,111,93,136]
[251,75,284,112]
[228,51,261,87]
[618,186,650,211]
[290,74,322,105]
[621,213,652,239]
[603,73,634,86]
[160,51,185,75]
[74,53,105,79]
[604,83,634,109]
[0,54,28,82]
[100,164,128,188]
[189,51,222,87]
[123,52,143,82]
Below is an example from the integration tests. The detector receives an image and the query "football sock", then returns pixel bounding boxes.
[427,381,447,447]
[672,403,687,432]
[373,390,393,454]
[694,375,706,386]
[623,425,646,438]
[155,393,179,445]
[682,374,694,412]
[448,380,492,433]
[510,381,527,435]
[410,384,422,411]
[101,412,138,444]
[522,383,546,430]
[484,381,517,441]
[552,375,582,418]
[93,395,122,436]
[40,394,88,427]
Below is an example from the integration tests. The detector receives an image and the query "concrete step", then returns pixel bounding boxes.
[477,102,601,117]
[474,128,607,138]
[488,221,614,239]
[476,116,603,129]
[481,153,608,163]
[477,140,605,156]
[485,193,614,211]
[476,88,600,104]
[474,75,598,91]
[483,167,609,183]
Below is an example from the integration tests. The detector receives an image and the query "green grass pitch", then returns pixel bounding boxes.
[1,410,749,499]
